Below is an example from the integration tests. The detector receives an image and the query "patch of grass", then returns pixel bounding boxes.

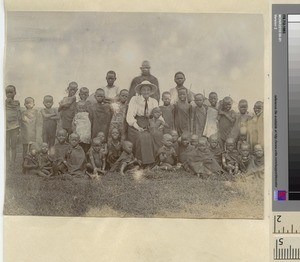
[4,145,264,218]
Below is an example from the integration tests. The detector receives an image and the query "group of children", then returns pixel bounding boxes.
[5,70,264,180]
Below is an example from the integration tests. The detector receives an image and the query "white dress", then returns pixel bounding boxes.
[73,112,91,144]
[203,106,218,138]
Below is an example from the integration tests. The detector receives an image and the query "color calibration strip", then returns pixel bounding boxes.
[288,14,300,200]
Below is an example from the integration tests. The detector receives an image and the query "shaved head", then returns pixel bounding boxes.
[141,60,150,67]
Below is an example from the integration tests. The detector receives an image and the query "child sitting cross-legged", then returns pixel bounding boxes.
[107,128,122,169]
[236,126,248,153]
[236,143,252,175]
[96,131,108,156]
[222,137,240,176]
[208,133,223,167]
[86,137,106,179]
[110,141,141,176]
[38,142,53,177]
[50,129,69,176]
[248,144,264,178]
[65,133,86,176]
[178,131,195,165]
[149,107,168,155]
[170,130,179,155]
[187,137,223,179]
[153,134,180,171]
[22,143,50,178]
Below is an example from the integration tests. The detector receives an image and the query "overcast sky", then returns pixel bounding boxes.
[5,12,264,109]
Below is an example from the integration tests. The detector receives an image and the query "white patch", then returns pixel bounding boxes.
[132,169,144,182]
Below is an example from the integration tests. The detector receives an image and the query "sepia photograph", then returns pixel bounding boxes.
[4,11,264,218]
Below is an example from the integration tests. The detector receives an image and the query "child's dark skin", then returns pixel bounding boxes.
[120,142,141,176]
[6,85,20,163]
[79,88,89,101]
[208,93,218,108]
[174,73,185,88]
[156,134,180,171]
[23,144,39,171]
[42,96,59,119]
[23,144,49,178]
[106,72,116,87]
[88,138,106,177]
[95,89,105,104]
[162,93,171,106]
[39,143,52,176]
[238,100,248,115]
[208,134,219,149]
[222,138,239,175]
[119,90,129,104]
[57,129,68,144]
[219,97,235,123]
[6,86,16,103]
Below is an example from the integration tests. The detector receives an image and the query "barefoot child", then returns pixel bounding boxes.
[208,133,223,166]
[218,96,236,146]
[248,144,264,178]
[109,89,129,141]
[39,142,53,176]
[173,88,193,135]
[222,138,240,176]
[192,93,207,137]
[159,91,174,134]
[248,101,264,149]
[107,128,122,169]
[23,143,49,177]
[51,129,69,175]
[73,100,91,153]
[237,143,252,174]
[58,82,78,135]
[41,95,59,148]
[188,137,222,178]
[154,134,179,171]
[236,126,248,152]
[96,131,108,157]
[5,85,21,165]
[203,92,219,138]
[149,107,167,155]
[86,137,106,178]
[230,99,251,140]
[178,131,195,168]
[65,133,86,176]
[89,88,113,140]
[110,141,141,176]
[20,97,43,158]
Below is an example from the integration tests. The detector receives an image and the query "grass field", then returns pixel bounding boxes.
[4,145,264,219]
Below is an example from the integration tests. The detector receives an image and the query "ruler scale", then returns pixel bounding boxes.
[273,238,300,260]
[272,213,300,261]
[273,5,300,261]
